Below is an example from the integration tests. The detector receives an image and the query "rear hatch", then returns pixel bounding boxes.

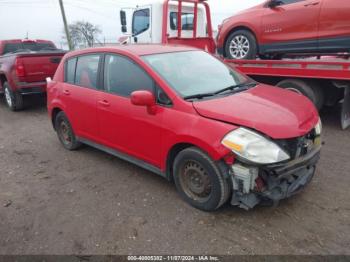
[16,51,66,83]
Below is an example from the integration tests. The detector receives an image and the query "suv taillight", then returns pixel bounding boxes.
[15,58,25,77]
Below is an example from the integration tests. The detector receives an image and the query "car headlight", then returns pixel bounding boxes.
[221,128,290,165]
[315,118,322,136]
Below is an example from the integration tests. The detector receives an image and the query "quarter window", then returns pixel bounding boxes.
[75,55,100,89]
[65,58,77,84]
[132,9,150,35]
[104,54,154,97]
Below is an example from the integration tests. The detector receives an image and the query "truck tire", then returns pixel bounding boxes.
[3,82,23,111]
[173,147,231,211]
[276,79,324,111]
[55,111,82,151]
[225,30,257,60]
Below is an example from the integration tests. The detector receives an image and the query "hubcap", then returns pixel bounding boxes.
[179,160,211,202]
[5,88,12,108]
[59,121,72,145]
[229,35,250,59]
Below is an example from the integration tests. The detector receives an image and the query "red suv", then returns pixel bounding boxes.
[48,45,322,211]
[217,0,350,59]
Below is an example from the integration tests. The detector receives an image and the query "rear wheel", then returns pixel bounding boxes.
[225,30,257,60]
[173,147,230,211]
[55,111,82,150]
[3,82,23,111]
[277,79,324,110]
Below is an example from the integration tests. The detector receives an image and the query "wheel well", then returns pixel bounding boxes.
[166,143,195,181]
[51,108,63,129]
[224,26,258,57]
[0,74,7,89]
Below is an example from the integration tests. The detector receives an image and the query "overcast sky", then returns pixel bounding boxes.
[0,0,263,48]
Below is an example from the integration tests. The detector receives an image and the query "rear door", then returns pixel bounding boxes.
[61,54,102,142]
[261,0,321,52]
[132,6,152,44]
[318,0,350,51]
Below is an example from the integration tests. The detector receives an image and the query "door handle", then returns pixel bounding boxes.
[304,1,319,7]
[63,90,70,95]
[98,100,110,107]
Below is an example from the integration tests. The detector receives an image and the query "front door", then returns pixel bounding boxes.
[97,54,164,167]
[261,0,321,53]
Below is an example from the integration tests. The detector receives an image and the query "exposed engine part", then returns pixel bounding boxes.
[231,164,258,194]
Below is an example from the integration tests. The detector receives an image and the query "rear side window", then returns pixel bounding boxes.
[65,58,77,84]
[170,12,194,30]
[132,9,150,35]
[75,55,101,89]
[104,54,154,97]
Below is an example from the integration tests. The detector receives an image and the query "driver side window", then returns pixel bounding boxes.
[132,9,150,35]
[275,0,304,5]
[103,54,154,97]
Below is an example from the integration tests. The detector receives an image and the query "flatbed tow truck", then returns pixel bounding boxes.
[119,0,350,129]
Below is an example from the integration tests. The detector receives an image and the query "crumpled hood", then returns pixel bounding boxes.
[193,85,319,139]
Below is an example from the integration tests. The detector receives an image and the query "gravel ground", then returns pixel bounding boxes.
[0,96,349,255]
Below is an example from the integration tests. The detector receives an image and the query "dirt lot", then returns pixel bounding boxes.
[0,96,349,255]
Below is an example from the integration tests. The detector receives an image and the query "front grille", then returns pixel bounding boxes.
[276,129,317,160]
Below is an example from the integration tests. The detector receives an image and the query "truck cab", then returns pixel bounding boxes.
[119,0,216,53]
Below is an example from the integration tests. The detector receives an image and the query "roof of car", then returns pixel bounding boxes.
[67,44,200,57]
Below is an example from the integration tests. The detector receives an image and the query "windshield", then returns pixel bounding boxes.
[142,51,251,98]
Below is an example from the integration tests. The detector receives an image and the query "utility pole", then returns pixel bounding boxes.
[58,0,73,50]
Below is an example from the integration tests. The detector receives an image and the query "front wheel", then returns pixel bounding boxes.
[173,147,231,211]
[225,30,257,60]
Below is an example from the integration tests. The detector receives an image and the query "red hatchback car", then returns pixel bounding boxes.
[217,0,350,59]
[47,45,322,211]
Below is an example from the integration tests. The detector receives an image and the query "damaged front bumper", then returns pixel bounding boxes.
[230,146,321,210]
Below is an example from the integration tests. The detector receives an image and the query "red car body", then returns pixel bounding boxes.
[48,45,321,210]
[217,0,350,58]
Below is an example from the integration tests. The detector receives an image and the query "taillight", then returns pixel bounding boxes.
[15,58,25,77]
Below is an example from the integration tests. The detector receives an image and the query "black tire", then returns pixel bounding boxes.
[3,82,23,111]
[225,30,257,60]
[277,79,324,110]
[55,111,82,151]
[173,147,231,211]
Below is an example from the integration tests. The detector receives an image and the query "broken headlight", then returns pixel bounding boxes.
[221,128,290,165]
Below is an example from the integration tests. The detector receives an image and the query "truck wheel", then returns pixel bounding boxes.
[173,147,230,211]
[55,111,82,151]
[277,79,324,110]
[3,82,23,111]
[225,30,257,60]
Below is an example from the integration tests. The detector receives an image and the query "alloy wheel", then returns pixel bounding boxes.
[229,35,250,59]
[4,88,12,108]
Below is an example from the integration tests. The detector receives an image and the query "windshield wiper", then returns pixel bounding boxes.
[214,82,257,95]
[184,92,217,100]
[184,82,257,101]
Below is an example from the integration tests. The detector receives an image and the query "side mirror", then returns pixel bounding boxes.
[131,90,157,114]
[120,10,127,26]
[121,25,127,33]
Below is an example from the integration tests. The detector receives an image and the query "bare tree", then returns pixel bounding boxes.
[63,21,102,49]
